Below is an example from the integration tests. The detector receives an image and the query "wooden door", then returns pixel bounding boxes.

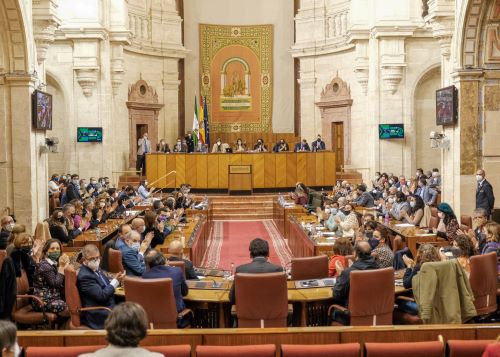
[331,122,344,172]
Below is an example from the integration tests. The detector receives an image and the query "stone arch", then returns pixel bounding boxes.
[0,0,31,73]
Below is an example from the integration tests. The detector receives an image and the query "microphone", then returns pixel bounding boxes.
[206,278,223,288]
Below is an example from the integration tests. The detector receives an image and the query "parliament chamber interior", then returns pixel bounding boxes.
[1,0,500,356]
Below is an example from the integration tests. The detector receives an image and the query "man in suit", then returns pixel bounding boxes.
[118,230,151,276]
[167,240,198,280]
[331,241,378,324]
[272,139,289,152]
[66,174,82,202]
[211,137,230,153]
[185,131,194,153]
[294,139,311,152]
[415,177,438,205]
[229,238,283,304]
[137,132,151,175]
[311,135,326,152]
[353,184,375,208]
[253,139,268,152]
[77,244,125,329]
[476,169,495,217]
[143,250,188,312]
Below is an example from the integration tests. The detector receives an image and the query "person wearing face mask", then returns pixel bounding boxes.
[311,134,326,152]
[371,227,394,268]
[480,222,500,267]
[66,174,82,202]
[386,191,410,221]
[415,177,438,206]
[211,137,229,153]
[136,132,151,175]
[143,211,168,248]
[272,138,289,152]
[85,177,100,197]
[291,183,309,205]
[415,168,424,179]
[156,138,171,153]
[77,244,125,329]
[429,168,441,188]
[0,216,15,244]
[48,174,62,197]
[233,138,247,152]
[118,230,150,276]
[475,169,495,217]
[401,194,425,226]
[372,172,381,189]
[32,239,69,317]
[9,233,36,287]
[435,202,459,242]
[353,184,375,208]
[328,237,353,277]
[335,204,359,238]
[325,199,346,235]
[363,221,379,249]
[0,320,20,357]
[137,179,154,200]
[185,131,195,153]
[173,137,187,153]
[48,206,84,243]
[294,138,311,152]
[253,138,267,152]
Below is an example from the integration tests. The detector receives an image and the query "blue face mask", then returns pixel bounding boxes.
[330,208,338,215]
[131,242,140,251]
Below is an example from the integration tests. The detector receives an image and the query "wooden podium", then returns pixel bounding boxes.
[228,165,252,194]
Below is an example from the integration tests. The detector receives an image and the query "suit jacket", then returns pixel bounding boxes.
[211,143,230,153]
[80,345,163,357]
[118,244,145,276]
[142,265,188,312]
[66,182,81,202]
[137,138,151,156]
[476,179,495,215]
[311,140,326,152]
[49,223,81,244]
[416,185,438,205]
[77,265,115,329]
[168,256,198,280]
[229,256,283,304]
[272,143,289,152]
[173,143,188,153]
[294,142,311,152]
[353,192,375,208]
[253,143,268,152]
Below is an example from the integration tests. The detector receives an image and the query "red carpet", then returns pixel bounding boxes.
[201,220,292,271]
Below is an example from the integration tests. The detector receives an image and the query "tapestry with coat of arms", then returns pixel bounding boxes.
[199,24,273,133]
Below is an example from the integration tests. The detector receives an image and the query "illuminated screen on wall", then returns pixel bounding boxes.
[77,127,103,142]
[378,124,405,139]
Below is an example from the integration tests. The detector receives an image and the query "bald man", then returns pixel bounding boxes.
[332,241,378,311]
[167,240,198,280]
[476,169,495,217]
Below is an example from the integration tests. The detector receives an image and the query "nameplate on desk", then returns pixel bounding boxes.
[229,165,251,174]
[294,278,336,289]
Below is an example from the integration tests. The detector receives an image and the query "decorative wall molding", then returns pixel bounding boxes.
[354,40,369,95]
[424,0,455,59]
[32,0,61,64]
[380,38,406,94]
[74,67,98,97]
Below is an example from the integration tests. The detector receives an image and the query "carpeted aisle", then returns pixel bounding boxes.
[201,220,292,271]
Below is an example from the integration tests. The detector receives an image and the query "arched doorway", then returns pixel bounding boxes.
[414,67,442,171]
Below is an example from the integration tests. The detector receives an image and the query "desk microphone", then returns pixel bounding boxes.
[206,279,223,288]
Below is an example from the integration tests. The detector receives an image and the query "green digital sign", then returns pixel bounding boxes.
[379,124,404,139]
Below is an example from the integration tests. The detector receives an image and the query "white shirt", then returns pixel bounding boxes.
[48,180,59,194]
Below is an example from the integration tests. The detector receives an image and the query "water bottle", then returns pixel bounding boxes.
[230,262,235,276]
[384,212,390,225]
[95,227,101,239]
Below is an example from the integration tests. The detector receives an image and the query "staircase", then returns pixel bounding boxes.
[209,195,275,220]
[118,174,142,189]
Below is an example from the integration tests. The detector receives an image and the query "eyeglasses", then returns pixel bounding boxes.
[87,256,100,263]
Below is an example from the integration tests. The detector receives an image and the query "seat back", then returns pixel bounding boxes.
[0,250,6,270]
[460,215,472,230]
[33,221,51,243]
[168,260,186,278]
[428,216,439,230]
[281,343,361,357]
[123,277,178,329]
[235,272,288,328]
[25,345,104,357]
[64,265,84,328]
[290,255,329,280]
[196,345,276,357]
[469,252,498,315]
[147,345,192,357]
[447,340,493,357]
[15,270,31,309]
[348,267,395,326]
[107,248,124,274]
[365,341,444,357]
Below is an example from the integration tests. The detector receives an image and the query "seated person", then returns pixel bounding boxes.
[253,139,268,152]
[401,194,425,226]
[211,137,229,153]
[311,134,326,152]
[49,205,85,243]
[291,183,308,205]
[137,180,153,200]
[480,222,500,270]
[77,244,125,329]
[272,139,289,152]
[328,237,353,277]
[144,211,167,248]
[143,250,188,313]
[79,302,163,357]
[173,138,188,153]
[294,139,311,152]
[325,198,347,235]
[233,138,247,153]
[371,227,394,268]
[32,239,69,317]
[9,232,37,287]
[331,241,378,324]
[352,183,375,208]
[167,240,199,280]
[435,202,460,242]
[335,203,359,238]
[452,234,477,276]
[119,230,151,276]
[229,238,283,304]
[156,138,170,153]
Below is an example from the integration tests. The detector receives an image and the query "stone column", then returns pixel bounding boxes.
[6,74,48,229]
[298,57,317,140]
[162,58,181,144]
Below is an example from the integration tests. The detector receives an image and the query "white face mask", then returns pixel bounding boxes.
[86,259,100,271]
[387,197,395,204]
[4,222,15,232]
[139,226,146,234]
[324,208,331,215]
[476,175,483,182]
[389,180,394,185]
[131,242,140,251]
[217,141,221,145]
[410,201,416,208]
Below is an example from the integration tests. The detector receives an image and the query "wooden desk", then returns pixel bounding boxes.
[145,152,336,190]
[287,215,336,257]
[273,199,307,238]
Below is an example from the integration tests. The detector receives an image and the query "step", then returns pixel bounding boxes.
[210,202,274,208]
[212,213,274,220]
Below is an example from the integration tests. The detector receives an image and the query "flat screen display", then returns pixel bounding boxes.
[32,89,53,130]
[379,124,404,139]
[77,127,103,142]
[436,85,458,126]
